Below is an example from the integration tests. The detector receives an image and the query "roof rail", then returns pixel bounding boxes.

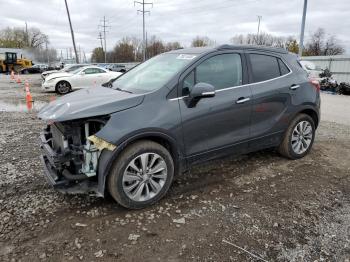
[216,44,288,54]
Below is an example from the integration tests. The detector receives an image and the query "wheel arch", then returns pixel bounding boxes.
[96,131,183,197]
[298,108,319,128]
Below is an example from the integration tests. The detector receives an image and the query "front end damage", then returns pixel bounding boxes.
[40,117,115,196]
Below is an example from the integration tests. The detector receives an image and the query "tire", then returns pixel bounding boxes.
[108,140,174,209]
[55,81,71,95]
[278,113,315,160]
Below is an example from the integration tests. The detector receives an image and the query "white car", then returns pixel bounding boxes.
[41,66,122,94]
[41,64,89,79]
[299,60,323,81]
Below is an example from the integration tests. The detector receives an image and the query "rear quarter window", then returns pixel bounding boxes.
[250,54,280,82]
[249,53,290,82]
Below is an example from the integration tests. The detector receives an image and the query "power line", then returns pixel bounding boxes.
[134,0,153,61]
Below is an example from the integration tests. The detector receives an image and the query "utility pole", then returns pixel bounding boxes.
[46,42,50,66]
[99,16,110,63]
[145,31,148,60]
[25,22,29,46]
[134,0,153,61]
[64,0,79,63]
[256,15,262,44]
[299,0,308,57]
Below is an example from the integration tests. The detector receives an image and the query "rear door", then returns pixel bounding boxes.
[247,52,295,150]
[177,51,252,163]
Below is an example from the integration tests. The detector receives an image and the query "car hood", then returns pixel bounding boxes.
[38,87,144,122]
[45,72,72,80]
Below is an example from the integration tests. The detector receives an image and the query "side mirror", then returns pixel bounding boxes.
[186,82,215,107]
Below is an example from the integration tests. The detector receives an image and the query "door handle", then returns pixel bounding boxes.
[290,84,300,90]
[236,97,250,104]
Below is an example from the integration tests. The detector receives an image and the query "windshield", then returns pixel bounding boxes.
[70,67,84,74]
[65,65,83,73]
[112,53,196,93]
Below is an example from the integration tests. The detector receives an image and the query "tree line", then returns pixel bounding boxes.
[92,27,345,63]
[0,26,344,64]
[0,26,57,63]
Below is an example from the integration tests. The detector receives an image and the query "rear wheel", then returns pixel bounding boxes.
[108,140,174,209]
[55,81,71,95]
[278,114,315,159]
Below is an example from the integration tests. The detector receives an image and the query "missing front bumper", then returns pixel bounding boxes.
[39,129,101,196]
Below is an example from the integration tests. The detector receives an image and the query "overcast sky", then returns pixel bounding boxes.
[1,0,349,57]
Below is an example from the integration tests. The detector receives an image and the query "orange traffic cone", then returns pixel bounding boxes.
[16,73,22,84]
[26,100,33,111]
[49,96,56,102]
[24,80,30,92]
[26,89,33,103]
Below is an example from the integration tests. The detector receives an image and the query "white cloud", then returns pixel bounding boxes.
[0,0,349,54]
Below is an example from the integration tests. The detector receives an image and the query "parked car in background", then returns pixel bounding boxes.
[108,64,127,73]
[20,64,48,74]
[41,64,89,79]
[38,45,320,209]
[299,60,323,80]
[41,65,122,94]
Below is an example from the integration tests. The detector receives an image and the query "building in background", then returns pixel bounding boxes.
[301,55,350,83]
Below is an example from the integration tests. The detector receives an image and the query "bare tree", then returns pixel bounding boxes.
[231,32,293,49]
[91,47,104,63]
[191,36,214,47]
[0,26,48,49]
[304,28,344,56]
[146,36,165,58]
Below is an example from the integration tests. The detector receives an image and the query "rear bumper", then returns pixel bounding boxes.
[39,129,100,195]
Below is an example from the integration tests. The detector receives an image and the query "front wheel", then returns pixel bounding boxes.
[55,81,71,95]
[278,114,315,159]
[108,140,174,209]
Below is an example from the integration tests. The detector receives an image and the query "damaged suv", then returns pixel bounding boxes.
[39,45,320,209]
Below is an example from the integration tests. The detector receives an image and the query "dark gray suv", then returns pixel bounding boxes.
[38,45,320,209]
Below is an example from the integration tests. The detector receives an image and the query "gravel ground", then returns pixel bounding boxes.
[0,75,350,261]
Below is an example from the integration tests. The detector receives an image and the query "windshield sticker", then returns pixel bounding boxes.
[176,54,197,60]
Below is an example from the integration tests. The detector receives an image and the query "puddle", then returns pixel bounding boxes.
[0,100,47,112]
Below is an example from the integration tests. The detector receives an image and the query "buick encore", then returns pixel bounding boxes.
[38,45,320,209]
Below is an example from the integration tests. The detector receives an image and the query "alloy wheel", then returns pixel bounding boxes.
[291,120,313,155]
[122,153,167,202]
[57,82,70,94]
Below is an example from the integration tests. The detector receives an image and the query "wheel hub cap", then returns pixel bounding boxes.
[122,153,167,202]
[291,120,313,154]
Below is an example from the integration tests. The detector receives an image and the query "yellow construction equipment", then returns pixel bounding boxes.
[0,52,32,73]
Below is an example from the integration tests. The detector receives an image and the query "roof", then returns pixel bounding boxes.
[168,44,289,55]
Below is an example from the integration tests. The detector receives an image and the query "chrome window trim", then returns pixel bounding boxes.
[169,54,293,101]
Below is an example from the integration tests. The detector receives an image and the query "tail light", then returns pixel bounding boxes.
[309,79,320,92]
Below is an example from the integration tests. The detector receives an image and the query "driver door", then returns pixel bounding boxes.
[178,52,252,164]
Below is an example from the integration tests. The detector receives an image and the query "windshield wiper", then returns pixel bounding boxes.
[115,87,133,94]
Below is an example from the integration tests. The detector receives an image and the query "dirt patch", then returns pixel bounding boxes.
[1,75,350,261]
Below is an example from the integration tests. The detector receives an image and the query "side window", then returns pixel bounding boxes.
[196,54,242,90]
[83,68,95,74]
[182,54,242,95]
[96,68,106,73]
[250,54,280,82]
[278,59,290,75]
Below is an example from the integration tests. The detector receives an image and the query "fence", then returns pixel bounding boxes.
[301,55,350,83]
